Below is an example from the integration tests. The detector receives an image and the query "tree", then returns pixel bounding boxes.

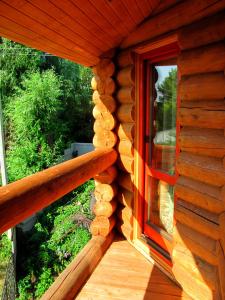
[156,68,177,132]
[6,70,66,181]
[0,38,41,108]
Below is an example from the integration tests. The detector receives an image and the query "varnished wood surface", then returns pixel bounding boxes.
[0,0,162,66]
[0,149,117,234]
[77,237,191,300]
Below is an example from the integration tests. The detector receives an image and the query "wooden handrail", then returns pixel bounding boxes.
[0,148,117,234]
[41,232,115,300]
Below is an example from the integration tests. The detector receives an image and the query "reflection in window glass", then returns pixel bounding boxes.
[151,63,177,175]
[148,179,174,235]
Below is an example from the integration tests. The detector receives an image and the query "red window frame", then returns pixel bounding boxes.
[140,42,180,260]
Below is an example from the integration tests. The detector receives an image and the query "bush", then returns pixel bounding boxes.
[16,180,94,299]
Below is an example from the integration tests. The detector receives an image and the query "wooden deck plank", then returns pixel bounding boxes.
[77,238,191,300]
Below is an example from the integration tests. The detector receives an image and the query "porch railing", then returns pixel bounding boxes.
[0,148,117,234]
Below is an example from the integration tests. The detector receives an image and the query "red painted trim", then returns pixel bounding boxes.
[138,41,180,260]
[136,55,146,232]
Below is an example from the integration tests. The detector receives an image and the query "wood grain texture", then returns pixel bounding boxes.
[77,237,191,300]
[93,131,117,148]
[0,149,117,234]
[117,104,135,123]
[178,10,225,50]
[178,42,225,75]
[117,123,135,141]
[179,107,225,129]
[0,0,160,66]
[179,128,225,158]
[117,140,134,157]
[172,243,218,290]
[41,233,114,300]
[173,222,218,266]
[179,72,225,101]
[177,152,225,187]
[121,0,225,49]
[94,183,117,202]
[94,166,117,184]
[90,216,116,237]
[93,200,117,218]
[175,204,220,240]
[175,176,224,213]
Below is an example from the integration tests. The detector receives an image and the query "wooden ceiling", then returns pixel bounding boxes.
[0,0,171,66]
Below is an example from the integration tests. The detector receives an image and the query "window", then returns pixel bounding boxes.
[141,43,179,257]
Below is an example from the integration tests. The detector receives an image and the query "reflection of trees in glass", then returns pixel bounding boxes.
[155,68,177,132]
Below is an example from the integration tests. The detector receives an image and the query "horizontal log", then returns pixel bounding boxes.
[92,93,116,112]
[94,166,117,184]
[117,206,133,225]
[117,87,135,104]
[172,263,214,300]
[93,131,117,148]
[175,176,224,213]
[91,76,115,95]
[93,200,117,218]
[0,149,117,234]
[117,123,135,141]
[117,50,134,68]
[219,212,225,255]
[172,243,217,290]
[117,66,135,87]
[92,59,115,79]
[217,241,225,299]
[118,172,134,192]
[116,220,133,241]
[173,222,218,265]
[93,107,116,130]
[90,216,116,237]
[94,183,117,202]
[117,188,133,209]
[180,147,225,158]
[117,104,135,123]
[178,10,225,50]
[175,204,219,239]
[179,107,225,129]
[117,140,134,157]
[181,100,225,110]
[117,155,134,174]
[177,152,225,187]
[93,119,116,132]
[121,0,225,49]
[41,234,114,300]
[177,199,219,224]
[179,128,225,158]
[179,72,225,101]
[178,42,225,76]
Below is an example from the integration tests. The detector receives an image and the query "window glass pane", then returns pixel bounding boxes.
[151,62,177,175]
[148,178,174,235]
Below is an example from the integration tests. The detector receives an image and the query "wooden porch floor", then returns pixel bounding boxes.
[76,237,191,300]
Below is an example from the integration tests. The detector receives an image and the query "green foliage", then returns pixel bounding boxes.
[6,70,65,181]
[17,181,94,300]
[156,68,177,132]
[0,38,41,107]
[0,38,94,299]
[0,233,11,261]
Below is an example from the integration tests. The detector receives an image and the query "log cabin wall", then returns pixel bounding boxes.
[90,56,118,237]
[115,51,135,241]
[113,9,225,300]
